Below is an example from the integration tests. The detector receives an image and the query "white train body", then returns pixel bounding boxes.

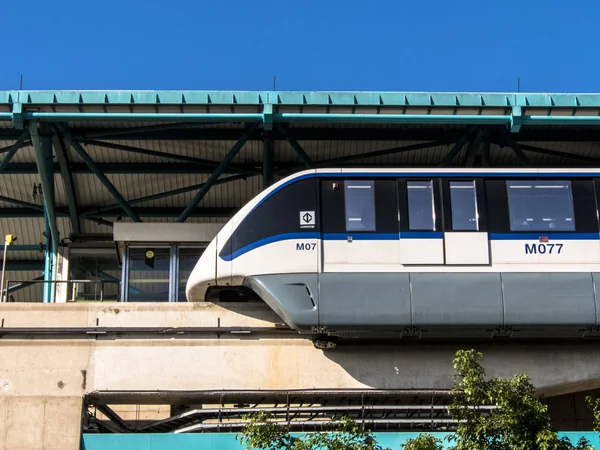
[187,168,600,337]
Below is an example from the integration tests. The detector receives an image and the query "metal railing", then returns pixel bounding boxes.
[2,279,121,303]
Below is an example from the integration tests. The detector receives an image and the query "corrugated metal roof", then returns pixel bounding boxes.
[1,90,600,277]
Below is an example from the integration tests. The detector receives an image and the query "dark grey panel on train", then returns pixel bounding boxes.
[502,273,596,325]
[246,272,600,331]
[243,274,319,330]
[410,273,503,326]
[318,273,411,327]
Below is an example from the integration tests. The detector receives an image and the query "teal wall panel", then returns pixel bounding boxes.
[81,432,600,450]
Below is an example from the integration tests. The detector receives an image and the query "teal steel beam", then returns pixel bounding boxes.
[29,122,59,303]
[6,245,43,252]
[3,261,44,271]
[177,124,258,222]
[80,174,250,217]
[276,113,511,125]
[64,132,142,222]
[510,106,522,132]
[0,195,47,212]
[81,140,261,175]
[0,140,30,154]
[24,112,263,122]
[0,208,69,218]
[522,115,600,125]
[53,130,81,234]
[0,130,29,172]
[276,124,313,168]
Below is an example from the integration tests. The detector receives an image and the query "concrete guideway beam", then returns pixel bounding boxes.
[0,303,600,397]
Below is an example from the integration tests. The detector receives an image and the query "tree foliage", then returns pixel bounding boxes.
[237,411,389,450]
[238,349,597,450]
[439,349,593,450]
[400,433,444,450]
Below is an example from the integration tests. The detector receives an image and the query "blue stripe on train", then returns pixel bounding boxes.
[220,232,600,261]
[489,233,600,240]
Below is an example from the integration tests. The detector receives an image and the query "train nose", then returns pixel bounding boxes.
[186,238,217,302]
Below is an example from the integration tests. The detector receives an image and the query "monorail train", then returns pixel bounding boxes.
[186,168,600,342]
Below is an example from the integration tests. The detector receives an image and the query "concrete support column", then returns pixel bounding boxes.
[54,246,70,303]
[0,396,83,450]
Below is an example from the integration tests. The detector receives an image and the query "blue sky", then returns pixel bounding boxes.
[1,0,597,92]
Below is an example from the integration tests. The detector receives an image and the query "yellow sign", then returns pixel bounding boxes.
[145,250,155,259]
[5,234,15,245]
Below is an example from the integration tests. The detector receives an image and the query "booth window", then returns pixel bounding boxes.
[178,247,205,302]
[127,247,171,302]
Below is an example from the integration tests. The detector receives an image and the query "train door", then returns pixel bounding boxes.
[397,179,445,264]
[320,177,400,271]
[441,179,490,265]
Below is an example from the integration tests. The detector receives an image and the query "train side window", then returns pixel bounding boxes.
[450,181,479,230]
[407,180,435,230]
[344,180,376,231]
[506,180,576,231]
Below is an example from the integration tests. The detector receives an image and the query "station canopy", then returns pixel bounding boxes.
[2,89,600,281]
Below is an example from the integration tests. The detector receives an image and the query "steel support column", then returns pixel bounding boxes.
[263,136,274,188]
[0,130,29,173]
[53,129,80,234]
[464,130,483,167]
[177,123,258,222]
[503,132,531,166]
[64,131,142,222]
[276,124,313,168]
[29,122,59,303]
[438,130,475,167]
[481,138,491,167]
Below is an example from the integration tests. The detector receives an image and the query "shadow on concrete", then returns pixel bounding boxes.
[320,340,600,393]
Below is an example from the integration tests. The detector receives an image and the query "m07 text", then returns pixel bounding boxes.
[296,243,316,251]
[525,243,563,255]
